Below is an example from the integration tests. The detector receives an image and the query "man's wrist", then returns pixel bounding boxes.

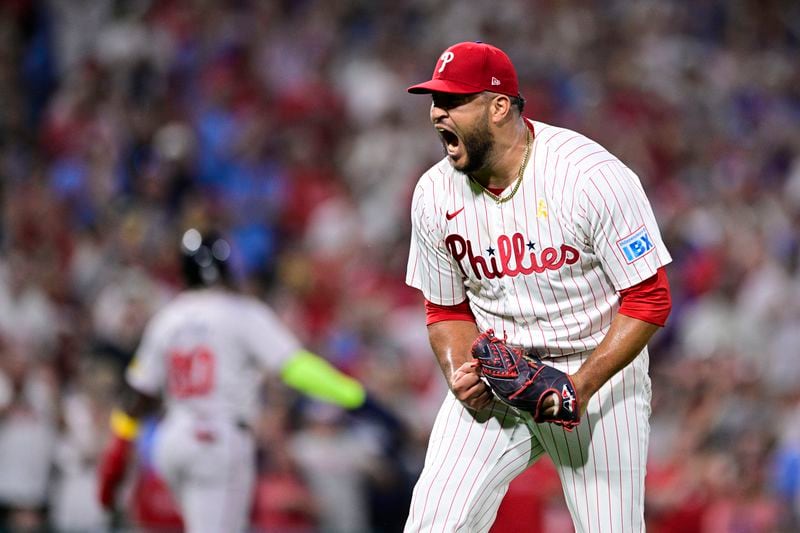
[569,371,599,409]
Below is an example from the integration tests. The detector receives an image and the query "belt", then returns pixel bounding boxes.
[194,420,252,443]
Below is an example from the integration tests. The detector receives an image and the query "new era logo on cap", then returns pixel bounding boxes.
[407,41,520,97]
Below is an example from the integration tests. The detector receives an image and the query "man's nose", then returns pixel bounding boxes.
[430,103,447,123]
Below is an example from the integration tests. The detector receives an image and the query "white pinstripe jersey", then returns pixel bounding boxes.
[406,119,671,357]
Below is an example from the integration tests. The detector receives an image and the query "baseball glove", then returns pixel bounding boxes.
[471,329,581,430]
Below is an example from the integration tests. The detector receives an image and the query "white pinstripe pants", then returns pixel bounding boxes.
[404,350,651,533]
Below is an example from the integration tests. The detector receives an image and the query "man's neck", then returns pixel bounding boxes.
[470,120,531,190]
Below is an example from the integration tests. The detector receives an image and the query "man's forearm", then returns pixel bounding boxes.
[428,319,494,411]
[428,320,481,386]
[571,314,660,404]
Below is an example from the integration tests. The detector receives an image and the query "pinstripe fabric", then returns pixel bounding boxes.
[406,120,671,355]
[404,351,650,533]
[405,120,667,532]
[539,351,651,533]
[404,394,544,532]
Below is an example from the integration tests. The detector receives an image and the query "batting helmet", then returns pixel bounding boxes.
[180,228,232,288]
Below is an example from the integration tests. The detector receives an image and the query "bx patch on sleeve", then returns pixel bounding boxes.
[617,226,654,263]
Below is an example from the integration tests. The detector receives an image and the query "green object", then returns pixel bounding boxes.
[281,350,366,409]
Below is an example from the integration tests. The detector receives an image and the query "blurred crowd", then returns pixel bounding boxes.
[0,0,798,532]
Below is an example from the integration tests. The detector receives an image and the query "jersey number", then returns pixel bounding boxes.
[168,347,215,398]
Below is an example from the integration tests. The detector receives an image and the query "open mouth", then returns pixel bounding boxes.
[437,128,460,155]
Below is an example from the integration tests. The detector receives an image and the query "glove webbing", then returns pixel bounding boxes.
[507,366,546,401]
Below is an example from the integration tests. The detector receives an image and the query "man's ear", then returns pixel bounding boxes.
[488,94,513,125]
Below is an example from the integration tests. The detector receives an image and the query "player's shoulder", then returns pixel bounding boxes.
[414,158,456,194]
[411,157,461,212]
[145,292,185,322]
[161,288,245,317]
[532,120,621,175]
[191,288,266,311]
[219,291,280,323]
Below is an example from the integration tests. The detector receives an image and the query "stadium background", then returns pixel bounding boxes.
[1,0,799,531]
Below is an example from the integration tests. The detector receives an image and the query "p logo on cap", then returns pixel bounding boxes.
[438,51,455,73]
[408,41,520,97]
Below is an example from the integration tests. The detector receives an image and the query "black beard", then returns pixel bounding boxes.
[459,121,494,175]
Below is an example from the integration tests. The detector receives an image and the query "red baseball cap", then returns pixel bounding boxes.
[407,41,519,97]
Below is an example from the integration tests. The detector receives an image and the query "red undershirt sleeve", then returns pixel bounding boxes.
[424,299,477,326]
[425,268,671,327]
[617,267,672,327]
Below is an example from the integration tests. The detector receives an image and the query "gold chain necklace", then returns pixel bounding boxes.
[470,128,532,204]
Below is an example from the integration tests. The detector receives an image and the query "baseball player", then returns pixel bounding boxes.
[404,41,672,532]
[97,228,373,533]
